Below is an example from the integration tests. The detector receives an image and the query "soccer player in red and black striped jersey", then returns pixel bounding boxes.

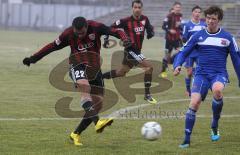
[160,1,183,78]
[102,0,157,104]
[22,16,131,146]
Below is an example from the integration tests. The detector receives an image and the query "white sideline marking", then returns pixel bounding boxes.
[108,96,240,118]
[0,115,240,121]
[0,96,239,121]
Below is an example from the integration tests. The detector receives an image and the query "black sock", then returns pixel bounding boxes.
[144,73,152,95]
[74,117,92,134]
[161,58,168,72]
[82,101,99,123]
[74,101,99,134]
[102,70,117,79]
[73,115,99,134]
[91,115,99,125]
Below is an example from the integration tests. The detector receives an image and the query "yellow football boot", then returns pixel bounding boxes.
[95,118,114,133]
[70,132,83,146]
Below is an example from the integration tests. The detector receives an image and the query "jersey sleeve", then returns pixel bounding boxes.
[111,18,125,29]
[229,36,240,86]
[96,23,128,41]
[102,18,125,41]
[162,16,169,32]
[173,34,198,69]
[145,17,154,39]
[31,29,69,63]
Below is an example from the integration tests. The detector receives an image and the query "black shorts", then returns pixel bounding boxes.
[69,64,104,95]
[122,49,146,68]
[165,39,182,53]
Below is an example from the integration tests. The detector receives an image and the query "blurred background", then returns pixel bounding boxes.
[0,0,240,38]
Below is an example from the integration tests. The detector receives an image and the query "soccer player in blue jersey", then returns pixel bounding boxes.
[182,6,206,96]
[173,6,240,148]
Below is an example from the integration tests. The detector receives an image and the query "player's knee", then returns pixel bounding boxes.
[186,68,193,77]
[212,84,224,99]
[145,66,153,74]
[190,93,201,111]
[189,101,200,111]
[213,90,223,100]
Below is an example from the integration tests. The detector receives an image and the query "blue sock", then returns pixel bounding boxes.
[185,77,191,95]
[184,108,196,143]
[211,98,223,129]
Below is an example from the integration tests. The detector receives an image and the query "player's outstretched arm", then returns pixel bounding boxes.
[229,36,240,87]
[22,42,61,66]
[145,17,154,39]
[97,23,132,49]
[23,30,69,67]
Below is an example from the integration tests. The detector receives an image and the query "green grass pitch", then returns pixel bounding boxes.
[0,30,240,155]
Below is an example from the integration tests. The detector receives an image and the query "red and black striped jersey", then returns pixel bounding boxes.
[32,20,128,68]
[111,15,154,51]
[162,12,182,41]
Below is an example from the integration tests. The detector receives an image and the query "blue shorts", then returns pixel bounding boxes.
[191,74,229,101]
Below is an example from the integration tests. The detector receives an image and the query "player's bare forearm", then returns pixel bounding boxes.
[173,66,181,76]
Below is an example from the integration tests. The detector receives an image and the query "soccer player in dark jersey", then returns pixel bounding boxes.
[161,1,182,78]
[102,0,157,104]
[22,16,131,146]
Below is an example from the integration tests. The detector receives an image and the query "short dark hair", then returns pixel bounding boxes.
[192,5,202,12]
[132,0,143,7]
[72,16,87,30]
[173,1,181,6]
[204,6,224,20]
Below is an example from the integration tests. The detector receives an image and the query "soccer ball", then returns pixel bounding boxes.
[141,121,162,140]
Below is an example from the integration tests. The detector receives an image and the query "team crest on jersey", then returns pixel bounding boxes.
[55,38,61,45]
[141,20,146,26]
[88,34,95,40]
[221,39,227,46]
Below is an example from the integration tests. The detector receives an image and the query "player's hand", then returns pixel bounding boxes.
[23,57,31,66]
[147,29,154,39]
[122,38,132,48]
[170,29,176,34]
[103,38,110,48]
[23,56,36,67]
[147,33,154,39]
[173,66,181,76]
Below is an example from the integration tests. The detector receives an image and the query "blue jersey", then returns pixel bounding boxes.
[182,20,206,41]
[174,28,240,84]
[182,20,206,58]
